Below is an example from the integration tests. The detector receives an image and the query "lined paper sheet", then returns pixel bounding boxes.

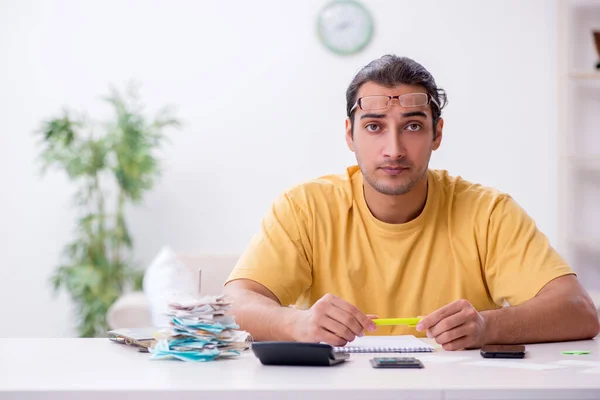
[334,335,434,353]
[466,360,566,371]
[417,354,471,363]
[553,360,600,368]
[580,368,600,374]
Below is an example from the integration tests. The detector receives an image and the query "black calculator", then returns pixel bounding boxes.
[370,357,424,369]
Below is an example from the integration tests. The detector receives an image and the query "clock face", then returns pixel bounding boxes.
[317,0,374,55]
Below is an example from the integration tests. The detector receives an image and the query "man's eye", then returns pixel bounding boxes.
[365,123,381,132]
[406,123,422,132]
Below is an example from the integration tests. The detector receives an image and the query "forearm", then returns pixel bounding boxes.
[482,290,599,344]
[224,287,300,341]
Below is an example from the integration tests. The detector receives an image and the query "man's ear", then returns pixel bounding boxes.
[345,118,355,152]
[432,117,443,151]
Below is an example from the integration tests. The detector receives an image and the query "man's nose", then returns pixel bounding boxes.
[382,126,406,159]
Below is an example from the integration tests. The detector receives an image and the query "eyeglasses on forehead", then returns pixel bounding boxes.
[349,93,440,115]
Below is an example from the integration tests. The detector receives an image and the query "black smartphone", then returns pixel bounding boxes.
[480,344,526,359]
[370,357,424,369]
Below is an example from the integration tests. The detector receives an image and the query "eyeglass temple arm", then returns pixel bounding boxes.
[429,94,440,109]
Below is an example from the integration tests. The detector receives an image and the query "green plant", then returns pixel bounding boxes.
[36,83,180,337]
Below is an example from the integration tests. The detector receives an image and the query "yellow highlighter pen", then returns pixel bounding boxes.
[372,317,423,327]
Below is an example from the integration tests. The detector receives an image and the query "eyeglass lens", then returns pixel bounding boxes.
[359,93,429,110]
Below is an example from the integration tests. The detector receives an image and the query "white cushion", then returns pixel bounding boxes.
[141,247,240,328]
[142,246,198,327]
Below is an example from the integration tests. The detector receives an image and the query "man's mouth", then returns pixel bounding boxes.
[380,166,410,175]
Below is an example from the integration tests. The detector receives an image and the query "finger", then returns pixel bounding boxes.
[366,314,379,319]
[441,335,475,351]
[432,324,469,345]
[329,296,376,332]
[427,308,469,338]
[417,300,468,332]
[326,306,365,337]
[317,327,349,346]
[320,316,356,342]
[418,300,466,331]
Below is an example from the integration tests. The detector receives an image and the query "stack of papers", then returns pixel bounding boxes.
[149,295,251,362]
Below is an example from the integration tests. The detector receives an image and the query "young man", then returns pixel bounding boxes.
[223,55,599,350]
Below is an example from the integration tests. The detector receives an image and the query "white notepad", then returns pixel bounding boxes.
[334,335,434,353]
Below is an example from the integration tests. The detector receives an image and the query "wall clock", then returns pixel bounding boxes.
[317,0,374,55]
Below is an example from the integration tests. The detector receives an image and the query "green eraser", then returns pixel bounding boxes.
[562,350,591,355]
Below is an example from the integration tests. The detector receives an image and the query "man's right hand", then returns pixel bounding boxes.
[290,293,376,346]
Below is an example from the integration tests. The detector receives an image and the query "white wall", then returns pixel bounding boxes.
[0,0,560,337]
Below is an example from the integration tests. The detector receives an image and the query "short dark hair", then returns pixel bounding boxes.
[346,55,447,138]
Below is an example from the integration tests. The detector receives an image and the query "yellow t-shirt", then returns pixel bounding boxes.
[226,166,573,336]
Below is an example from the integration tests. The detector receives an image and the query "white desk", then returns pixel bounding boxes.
[1,338,599,400]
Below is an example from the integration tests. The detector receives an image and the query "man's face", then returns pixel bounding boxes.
[345,82,443,196]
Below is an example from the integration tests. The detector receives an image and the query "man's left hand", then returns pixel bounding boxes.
[416,299,487,351]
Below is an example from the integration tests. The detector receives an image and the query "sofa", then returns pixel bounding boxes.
[107,252,239,330]
[106,250,600,330]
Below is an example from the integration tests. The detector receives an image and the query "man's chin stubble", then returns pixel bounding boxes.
[366,176,417,196]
